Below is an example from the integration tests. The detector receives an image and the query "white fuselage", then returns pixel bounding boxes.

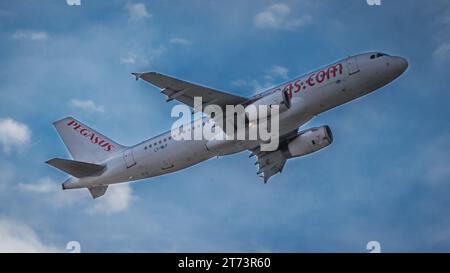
[63,52,408,189]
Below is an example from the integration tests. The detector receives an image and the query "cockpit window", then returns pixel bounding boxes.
[370,53,389,60]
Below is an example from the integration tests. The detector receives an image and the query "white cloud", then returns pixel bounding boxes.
[19,177,87,207]
[120,46,165,67]
[231,78,274,94]
[254,4,312,30]
[266,65,289,80]
[120,52,148,66]
[231,65,290,94]
[0,118,31,154]
[127,3,151,21]
[0,218,59,253]
[19,177,134,213]
[91,183,134,214]
[169,37,192,46]
[120,55,137,65]
[70,99,105,113]
[433,43,450,61]
[19,178,58,193]
[230,79,249,88]
[12,31,48,41]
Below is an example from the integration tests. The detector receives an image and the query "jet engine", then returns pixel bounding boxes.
[287,126,333,157]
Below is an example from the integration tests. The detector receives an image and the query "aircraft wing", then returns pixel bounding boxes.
[249,130,299,183]
[132,72,248,110]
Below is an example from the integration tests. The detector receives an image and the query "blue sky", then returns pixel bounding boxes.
[0,0,450,252]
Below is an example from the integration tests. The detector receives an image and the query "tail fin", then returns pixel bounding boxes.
[53,117,126,163]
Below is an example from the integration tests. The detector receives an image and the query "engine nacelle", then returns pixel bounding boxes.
[246,90,291,121]
[287,126,333,157]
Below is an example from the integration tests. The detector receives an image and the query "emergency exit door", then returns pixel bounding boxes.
[123,149,136,168]
[347,56,360,75]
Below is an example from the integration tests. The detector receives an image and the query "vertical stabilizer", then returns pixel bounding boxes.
[53,117,126,163]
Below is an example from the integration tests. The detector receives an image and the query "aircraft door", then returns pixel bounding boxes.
[347,56,360,75]
[123,149,137,168]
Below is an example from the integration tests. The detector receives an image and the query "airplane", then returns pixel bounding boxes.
[46,52,408,198]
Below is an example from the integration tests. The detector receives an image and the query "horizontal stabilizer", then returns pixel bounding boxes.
[88,185,108,199]
[46,158,106,178]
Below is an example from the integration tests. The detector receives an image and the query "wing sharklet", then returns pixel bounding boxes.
[132,72,143,81]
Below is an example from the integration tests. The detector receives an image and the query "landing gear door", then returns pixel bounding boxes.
[123,149,137,168]
[347,56,360,75]
[161,159,174,171]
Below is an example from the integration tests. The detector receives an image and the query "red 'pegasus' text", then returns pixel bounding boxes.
[67,120,113,152]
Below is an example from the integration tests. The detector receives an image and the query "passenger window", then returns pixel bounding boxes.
[370,55,375,59]
[159,140,162,144]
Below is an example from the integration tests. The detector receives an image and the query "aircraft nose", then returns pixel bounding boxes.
[392,56,409,75]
